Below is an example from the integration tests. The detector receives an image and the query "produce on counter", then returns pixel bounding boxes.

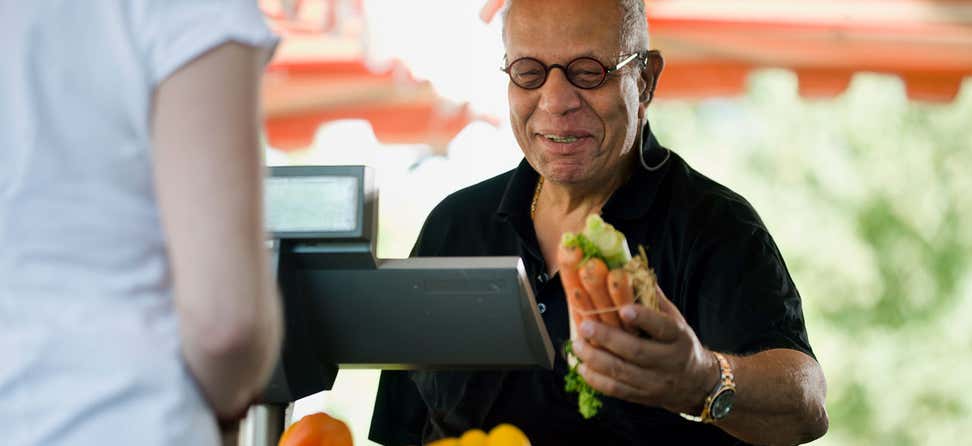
[277,412,353,446]
[427,423,530,446]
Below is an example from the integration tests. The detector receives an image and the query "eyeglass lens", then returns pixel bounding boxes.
[508,57,607,89]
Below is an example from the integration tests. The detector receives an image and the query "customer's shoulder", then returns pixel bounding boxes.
[412,168,518,256]
[427,168,516,222]
[667,152,766,235]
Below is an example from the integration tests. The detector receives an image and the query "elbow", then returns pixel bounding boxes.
[179,305,282,417]
[797,370,830,444]
[777,357,829,445]
[798,404,829,444]
[194,298,282,378]
[201,314,264,359]
[763,403,828,446]
[765,403,828,446]
[793,406,830,444]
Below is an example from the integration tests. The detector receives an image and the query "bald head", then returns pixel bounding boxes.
[501,0,649,54]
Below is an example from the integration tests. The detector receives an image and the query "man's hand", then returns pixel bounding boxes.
[570,284,830,445]
[571,285,718,415]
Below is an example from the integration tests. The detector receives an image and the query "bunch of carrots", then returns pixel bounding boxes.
[557,215,659,419]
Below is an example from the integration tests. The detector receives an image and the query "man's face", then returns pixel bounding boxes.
[504,0,647,185]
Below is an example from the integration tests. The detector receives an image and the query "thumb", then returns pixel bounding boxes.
[654,284,685,322]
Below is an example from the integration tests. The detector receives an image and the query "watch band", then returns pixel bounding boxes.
[680,351,735,423]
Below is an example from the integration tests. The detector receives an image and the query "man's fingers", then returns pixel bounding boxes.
[607,270,638,334]
[653,284,682,321]
[577,362,649,403]
[618,303,681,343]
[573,338,660,388]
[566,287,596,327]
[579,319,670,368]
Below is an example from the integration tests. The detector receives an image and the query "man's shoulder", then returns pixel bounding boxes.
[668,153,767,236]
[412,168,519,257]
[427,168,516,223]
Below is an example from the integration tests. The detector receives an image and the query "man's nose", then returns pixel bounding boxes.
[537,67,583,116]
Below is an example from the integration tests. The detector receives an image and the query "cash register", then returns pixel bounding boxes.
[239,166,554,445]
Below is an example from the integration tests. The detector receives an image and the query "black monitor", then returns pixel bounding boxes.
[260,166,554,404]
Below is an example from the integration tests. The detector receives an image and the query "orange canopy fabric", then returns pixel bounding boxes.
[260,0,484,151]
[264,0,972,150]
[480,0,972,101]
[263,57,479,151]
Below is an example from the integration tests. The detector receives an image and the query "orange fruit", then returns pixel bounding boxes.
[486,424,530,446]
[459,429,488,446]
[277,412,353,446]
[426,438,461,446]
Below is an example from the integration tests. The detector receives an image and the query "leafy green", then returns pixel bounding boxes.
[561,214,632,269]
[561,232,600,261]
[563,341,602,419]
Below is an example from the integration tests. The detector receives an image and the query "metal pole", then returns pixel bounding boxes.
[238,404,288,446]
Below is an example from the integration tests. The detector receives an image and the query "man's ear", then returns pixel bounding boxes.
[640,50,665,104]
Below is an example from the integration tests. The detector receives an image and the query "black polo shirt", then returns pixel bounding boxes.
[369,123,815,446]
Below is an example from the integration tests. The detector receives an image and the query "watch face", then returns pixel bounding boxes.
[711,389,735,420]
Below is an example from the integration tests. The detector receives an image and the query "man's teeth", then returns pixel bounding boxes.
[544,134,579,143]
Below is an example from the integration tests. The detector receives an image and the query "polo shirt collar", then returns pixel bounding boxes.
[495,159,539,222]
[602,121,672,221]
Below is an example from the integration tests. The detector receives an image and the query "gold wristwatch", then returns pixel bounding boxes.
[680,351,736,424]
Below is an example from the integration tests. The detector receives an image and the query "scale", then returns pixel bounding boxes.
[239,166,554,445]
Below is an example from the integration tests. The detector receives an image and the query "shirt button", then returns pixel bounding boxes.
[537,272,549,284]
[537,302,547,314]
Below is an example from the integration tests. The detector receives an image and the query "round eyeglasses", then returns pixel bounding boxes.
[502,51,648,90]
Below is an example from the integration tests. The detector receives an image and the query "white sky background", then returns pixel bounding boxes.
[362,0,512,118]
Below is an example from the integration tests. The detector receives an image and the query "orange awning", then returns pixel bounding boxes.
[261,0,486,151]
[480,0,972,102]
[263,58,481,151]
[264,0,972,149]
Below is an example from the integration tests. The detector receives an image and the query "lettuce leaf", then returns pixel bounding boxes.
[561,214,631,269]
[563,341,602,419]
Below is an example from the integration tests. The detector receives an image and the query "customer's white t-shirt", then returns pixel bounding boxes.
[0,1,277,444]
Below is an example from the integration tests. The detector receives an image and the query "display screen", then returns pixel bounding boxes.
[265,175,359,234]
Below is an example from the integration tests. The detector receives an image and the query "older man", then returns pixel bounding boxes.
[370,0,828,444]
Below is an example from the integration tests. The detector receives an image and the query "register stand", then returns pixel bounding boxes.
[239,166,555,446]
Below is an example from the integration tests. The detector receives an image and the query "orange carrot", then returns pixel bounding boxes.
[607,269,637,334]
[558,245,594,329]
[579,258,622,328]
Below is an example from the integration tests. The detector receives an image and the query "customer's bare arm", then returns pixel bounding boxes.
[152,42,282,419]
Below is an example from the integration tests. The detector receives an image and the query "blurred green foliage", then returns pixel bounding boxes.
[650,71,972,445]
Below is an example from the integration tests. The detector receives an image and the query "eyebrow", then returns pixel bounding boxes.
[507,50,610,64]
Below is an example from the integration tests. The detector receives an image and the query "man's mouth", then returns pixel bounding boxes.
[543,134,581,143]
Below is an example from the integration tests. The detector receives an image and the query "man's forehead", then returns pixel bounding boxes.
[508,0,622,17]
[504,0,623,59]
[505,45,609,64]
[505,0,622,33]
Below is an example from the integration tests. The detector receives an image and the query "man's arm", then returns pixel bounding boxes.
[573,288,828,446]
[716,348,828,445]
